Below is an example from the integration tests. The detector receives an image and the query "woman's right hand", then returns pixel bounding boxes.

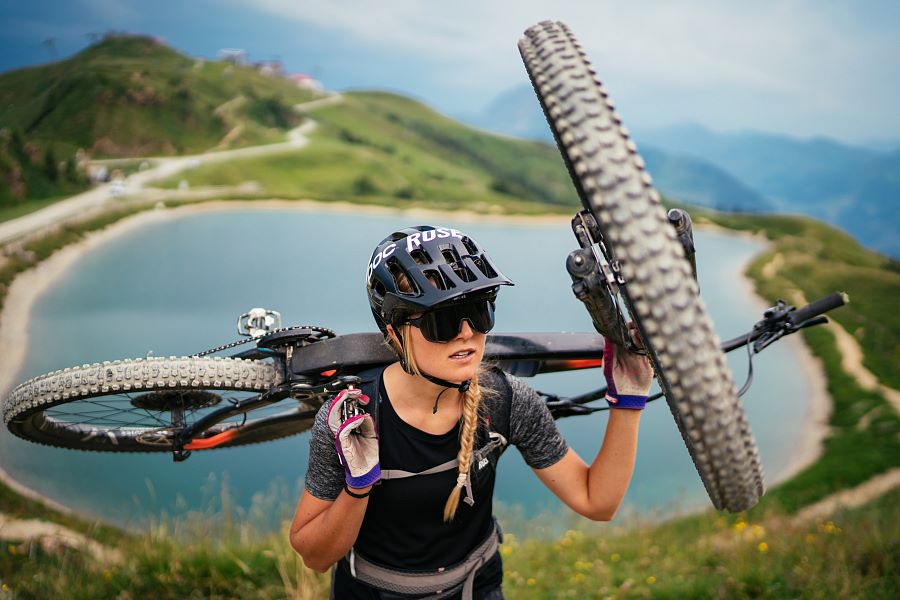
[603,333,654,410]
[327,389,381,489]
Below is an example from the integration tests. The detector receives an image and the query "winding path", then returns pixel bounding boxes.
[0,94,343,246]
[760,254,900,516]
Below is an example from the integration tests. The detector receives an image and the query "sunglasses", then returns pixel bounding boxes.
[403,298,496,343]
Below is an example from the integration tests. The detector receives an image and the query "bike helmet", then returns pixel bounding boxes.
[367,225,514,336]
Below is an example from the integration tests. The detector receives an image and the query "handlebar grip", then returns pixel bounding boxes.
[788,292,849,326]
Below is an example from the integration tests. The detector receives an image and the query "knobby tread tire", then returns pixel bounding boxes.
[3,356,286,452]
[519,21,764,512]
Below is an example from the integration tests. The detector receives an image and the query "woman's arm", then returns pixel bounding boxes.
[524,335,651,520]
[532,409,640,521]
[289,486,372,572]
[290,391,381,572]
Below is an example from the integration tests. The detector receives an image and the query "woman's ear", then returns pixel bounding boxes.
[386,324,401,349]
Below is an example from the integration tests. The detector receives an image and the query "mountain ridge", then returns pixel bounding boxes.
[464,84,899,257]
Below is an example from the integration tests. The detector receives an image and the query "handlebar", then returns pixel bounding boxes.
[548,291,848,418]
[720,292,848,354]
[787,292,849,326]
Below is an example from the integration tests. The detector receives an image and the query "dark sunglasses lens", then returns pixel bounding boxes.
[419,300,494,342]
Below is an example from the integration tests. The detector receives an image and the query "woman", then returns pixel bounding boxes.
[290,225,653,599]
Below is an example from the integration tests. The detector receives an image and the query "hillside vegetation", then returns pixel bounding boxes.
[0,34,319,159]
[0,34,320,207]
[160,91,579,213]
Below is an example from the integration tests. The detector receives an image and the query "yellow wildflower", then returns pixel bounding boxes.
[804,533,816,544]
[646,575,657,585]
[611,553,621,562]
[733,521,747,533]
[6,545,15,556]
[2,583,10,592]
[527,578,537,586]
[103,570,112,582]
[500,546,513,557]
[758,542,769,553]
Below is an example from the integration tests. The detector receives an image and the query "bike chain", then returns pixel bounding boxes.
[191,325,337,357]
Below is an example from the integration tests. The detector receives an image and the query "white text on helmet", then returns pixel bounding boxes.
[366,242,397,281]
[406,228,462,252]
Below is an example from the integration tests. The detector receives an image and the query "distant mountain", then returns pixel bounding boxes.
[461,84,772,213]
[467,85,899,257]
[641,148,772,212]
[474,84,551,142]
[638,123,899,256]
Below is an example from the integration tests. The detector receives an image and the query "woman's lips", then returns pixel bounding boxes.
[448,348,476,361]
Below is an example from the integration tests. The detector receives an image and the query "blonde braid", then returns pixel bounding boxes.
[443,374,482,522]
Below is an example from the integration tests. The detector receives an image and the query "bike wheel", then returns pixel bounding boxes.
[519,21,764,512]
[3,356,314,452]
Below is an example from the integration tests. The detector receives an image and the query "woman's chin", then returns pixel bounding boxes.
[435,362,479,383]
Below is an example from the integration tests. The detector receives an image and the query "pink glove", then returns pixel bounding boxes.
[603,334,654,410]
[327,389,381,488]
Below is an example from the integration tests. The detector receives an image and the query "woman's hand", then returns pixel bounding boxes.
[327,389,381,489]
[603,332,654,410]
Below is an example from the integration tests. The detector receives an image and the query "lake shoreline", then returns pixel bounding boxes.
[0,198,831,519]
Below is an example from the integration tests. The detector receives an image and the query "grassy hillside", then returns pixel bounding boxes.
[0,34,320,160]
[0,129,89,206]
[1,473,896,598]
[159,91,579,213]
[704,213,899,389]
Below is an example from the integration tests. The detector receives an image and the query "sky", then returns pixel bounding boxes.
[2,0,899,146]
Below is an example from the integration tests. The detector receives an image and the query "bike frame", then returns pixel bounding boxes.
[170,288,845,461]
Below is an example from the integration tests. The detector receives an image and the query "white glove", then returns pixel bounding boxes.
[327,389,381,488]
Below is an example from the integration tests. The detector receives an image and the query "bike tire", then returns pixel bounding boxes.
[519,21,764,512]
[2,356,312,452]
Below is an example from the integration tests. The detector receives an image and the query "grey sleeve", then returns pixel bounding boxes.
[303,402,345,501]
[506,373,569,469]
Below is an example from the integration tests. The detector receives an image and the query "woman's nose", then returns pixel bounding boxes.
[456,319,475,339]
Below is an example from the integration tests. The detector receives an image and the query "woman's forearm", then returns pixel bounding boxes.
[586,409,641,519]
[290,487,372,572]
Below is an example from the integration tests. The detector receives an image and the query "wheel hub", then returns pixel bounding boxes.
[129,390,222,411]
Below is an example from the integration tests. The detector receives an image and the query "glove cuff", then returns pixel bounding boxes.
[606,393,647,410]
[347,464,381,489]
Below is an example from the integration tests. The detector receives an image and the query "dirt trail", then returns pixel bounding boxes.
[755,254,900,518]
[0,94,343,246]
[794,468,900,522]
[828,321,900,413]
[0,512,122,563]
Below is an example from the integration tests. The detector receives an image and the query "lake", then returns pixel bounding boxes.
[0,208,812,530]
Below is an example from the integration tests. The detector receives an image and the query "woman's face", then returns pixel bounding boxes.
[404,320,486,384]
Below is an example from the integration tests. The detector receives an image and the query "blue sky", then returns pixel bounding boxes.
[2,0,899,146]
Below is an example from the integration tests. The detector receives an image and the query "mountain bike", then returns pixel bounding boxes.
[2,21,847,513]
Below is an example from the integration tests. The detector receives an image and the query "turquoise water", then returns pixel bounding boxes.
[0,209,810,528]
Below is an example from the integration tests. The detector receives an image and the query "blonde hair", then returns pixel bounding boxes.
[394,324,484,522]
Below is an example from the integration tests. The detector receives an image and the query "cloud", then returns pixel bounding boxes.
[235,0,900,139]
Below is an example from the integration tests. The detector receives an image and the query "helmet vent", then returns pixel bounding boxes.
[461,236,479,255]
[472,254,498,278]
[424,268,453,290]
[388,259,419,296]
[410,248,431,265]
